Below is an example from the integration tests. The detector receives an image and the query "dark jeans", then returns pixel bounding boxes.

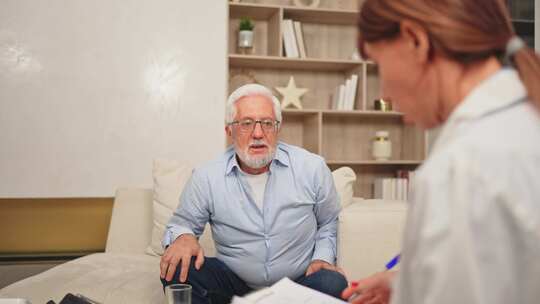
[161,257,348,304]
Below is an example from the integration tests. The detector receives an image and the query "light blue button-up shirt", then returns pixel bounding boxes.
[162,142,340,288]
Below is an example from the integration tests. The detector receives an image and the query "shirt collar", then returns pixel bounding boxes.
[432,68,527,152]
[225,142,290,176]
[445,68,526,124]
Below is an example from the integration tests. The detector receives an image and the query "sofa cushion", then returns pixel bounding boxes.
[0,253,163,304]
[332,166,356,208]
[338,199,407,279]
[148,159,215,257]
[106,188,153,254]
[147,159,193,256]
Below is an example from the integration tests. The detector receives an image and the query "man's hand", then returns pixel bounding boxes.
[305,259,345,277]
[341,271,396,304]
[160,234,205,282]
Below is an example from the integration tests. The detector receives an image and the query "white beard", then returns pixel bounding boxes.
[234,140,276,169]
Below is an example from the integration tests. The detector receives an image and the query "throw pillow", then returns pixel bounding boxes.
[332,166,357,208]
[146,159,193,256]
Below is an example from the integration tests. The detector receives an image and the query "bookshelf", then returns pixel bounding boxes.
[506,0,535,47]
[227,0,427,198]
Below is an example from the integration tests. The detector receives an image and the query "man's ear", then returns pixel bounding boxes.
[225,125,233,137]
[399,20,431,64]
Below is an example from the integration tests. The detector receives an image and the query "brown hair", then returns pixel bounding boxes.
[358,0,540,109]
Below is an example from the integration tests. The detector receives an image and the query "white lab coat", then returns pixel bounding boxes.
[392,68,540,304]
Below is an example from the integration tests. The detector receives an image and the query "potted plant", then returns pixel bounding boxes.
[238,17,255,51]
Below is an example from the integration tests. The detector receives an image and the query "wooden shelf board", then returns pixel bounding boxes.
[229,54,363,71]
[281,109,404,116]
[281,109,404,117]
[512,19,534,36]
[229,3,281,20]
[229,3,359,25]
[326,160,422,166]
[282,109,320,115]
[511,19,535,24]
[322,110,403,117]
[283,6,359,25]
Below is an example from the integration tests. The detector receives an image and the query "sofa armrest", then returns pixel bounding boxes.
[105,188,153,254]
[338,199,407,279]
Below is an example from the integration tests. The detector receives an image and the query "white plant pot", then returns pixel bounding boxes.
[238,30,254,48]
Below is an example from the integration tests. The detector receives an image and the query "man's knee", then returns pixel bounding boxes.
[306,269,348,298]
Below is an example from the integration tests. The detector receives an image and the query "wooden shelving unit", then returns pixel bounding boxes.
[227,0,427,198]
[506,0,535,47]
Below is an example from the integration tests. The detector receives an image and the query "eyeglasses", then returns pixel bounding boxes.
[228,118,280,134]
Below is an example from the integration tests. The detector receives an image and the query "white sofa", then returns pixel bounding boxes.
[0,188,407,304]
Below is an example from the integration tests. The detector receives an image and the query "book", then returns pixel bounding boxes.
[287,20,299,58]
[396,178,407,201]
[231,277,346,304]
[395,179,400,200]
[400,178,408,201]
[408,171,416,198]
[343,78,352,110]
[293,21,307,58]
[282,20,298,58]
[374,177,411,201]
[348,74,359,110]
[331,86,340,109]
[374,178,384,199]
[337,84,346,110]
[390,178,396,200]
[333,75,359,111]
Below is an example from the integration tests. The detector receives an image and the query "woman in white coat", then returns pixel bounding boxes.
[341,1,540,304]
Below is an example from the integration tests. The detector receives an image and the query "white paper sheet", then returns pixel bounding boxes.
[232,278,347,304]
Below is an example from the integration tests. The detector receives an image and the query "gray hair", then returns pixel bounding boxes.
[226,84,282,124]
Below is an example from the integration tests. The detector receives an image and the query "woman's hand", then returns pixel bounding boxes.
[341,271,396,304]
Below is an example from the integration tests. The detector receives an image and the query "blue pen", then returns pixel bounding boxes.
[385,254,400,270]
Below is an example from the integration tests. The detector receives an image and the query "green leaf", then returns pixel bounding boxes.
[239,17,254,31]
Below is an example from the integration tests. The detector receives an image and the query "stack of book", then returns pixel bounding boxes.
[373,170,416,201]
[282,19,307,58]
[330,74,359,110]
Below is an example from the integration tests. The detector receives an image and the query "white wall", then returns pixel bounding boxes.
[0,1,227,197]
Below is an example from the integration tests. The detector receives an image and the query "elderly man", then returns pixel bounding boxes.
[160,84,347,304]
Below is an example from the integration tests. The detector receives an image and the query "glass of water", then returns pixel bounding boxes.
[165,284,192,304]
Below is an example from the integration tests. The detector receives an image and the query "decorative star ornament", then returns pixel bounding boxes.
[275,76,308,110]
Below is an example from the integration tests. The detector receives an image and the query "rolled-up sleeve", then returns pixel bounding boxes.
[162,169,211,248]
[311,160,340,264]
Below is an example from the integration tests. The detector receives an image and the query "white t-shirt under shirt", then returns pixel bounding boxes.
[239,169,268,211]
